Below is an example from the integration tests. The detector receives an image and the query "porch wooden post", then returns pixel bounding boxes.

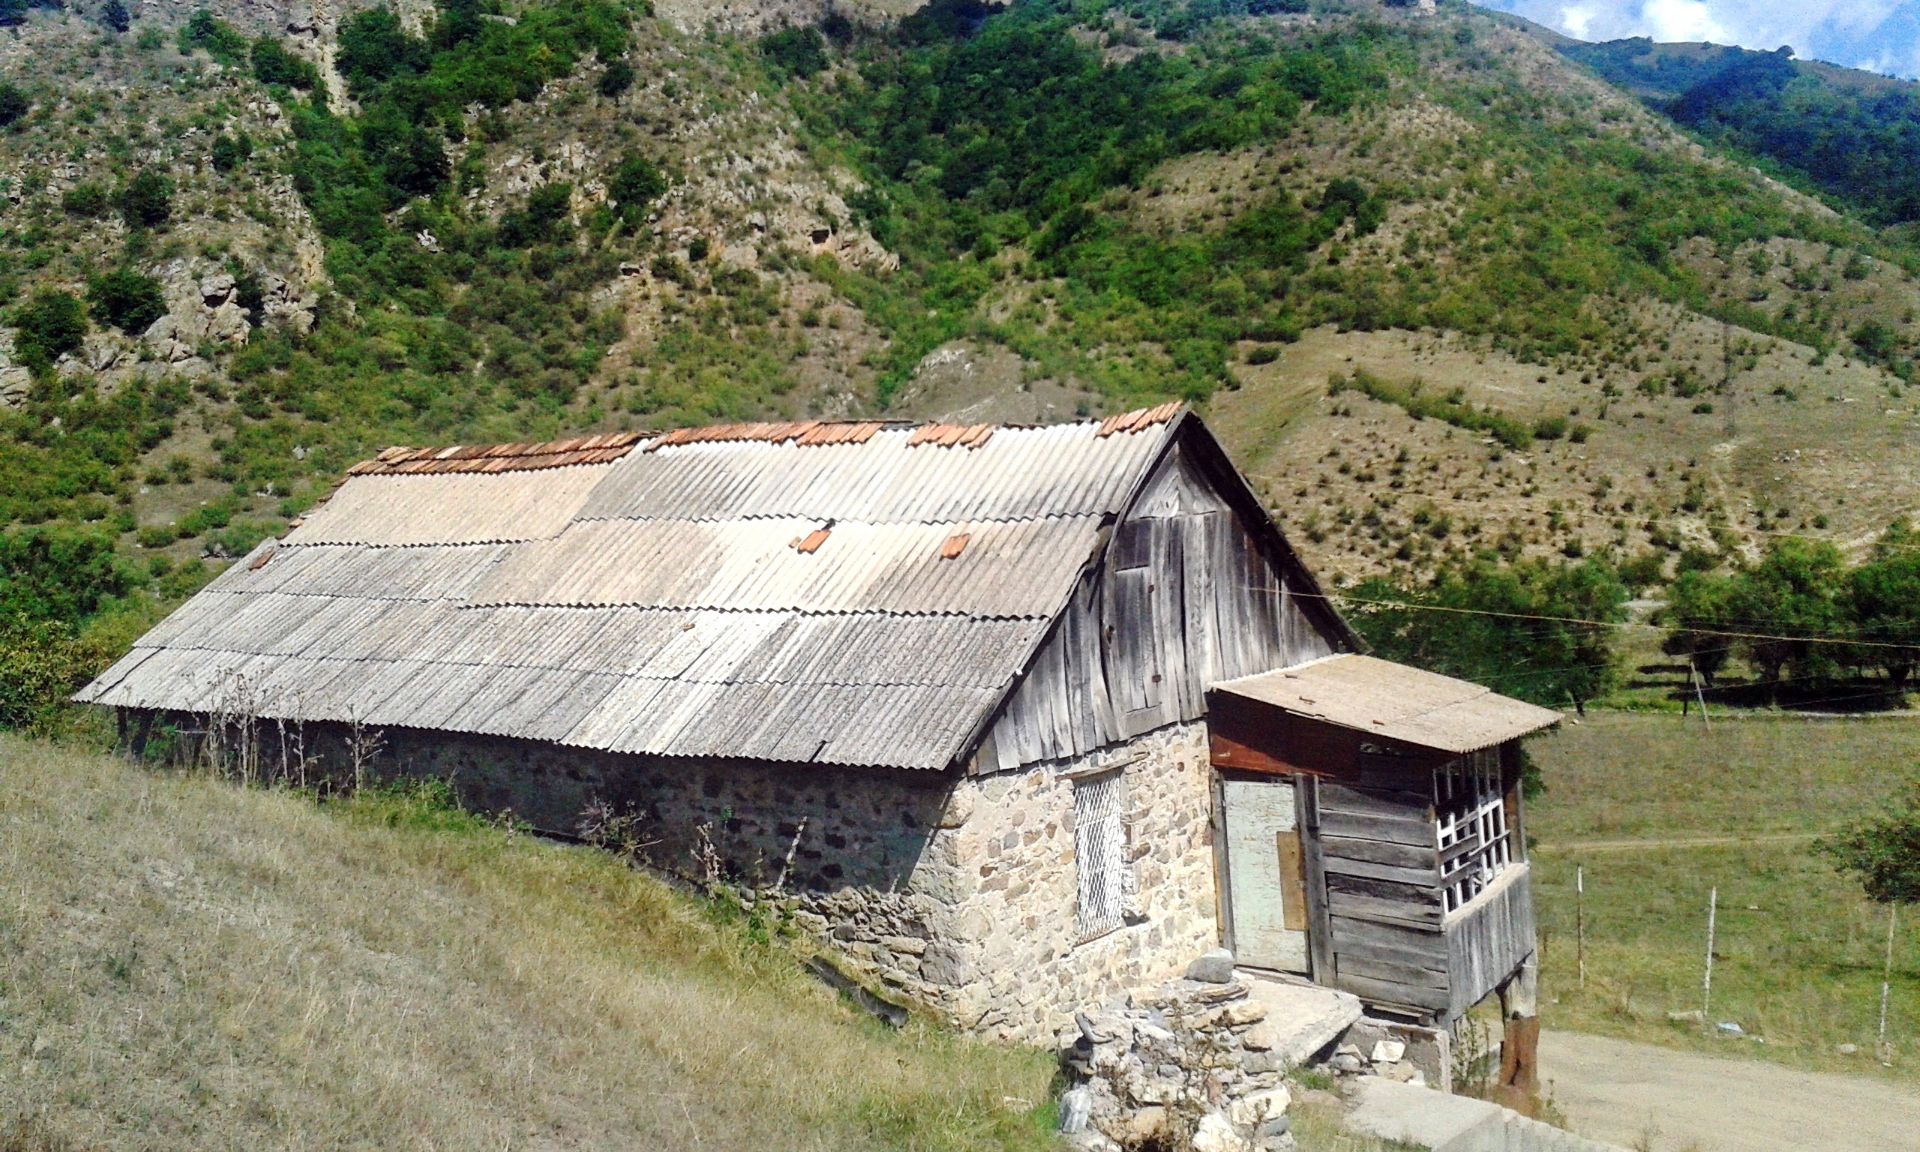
[1496,953,1540,1097]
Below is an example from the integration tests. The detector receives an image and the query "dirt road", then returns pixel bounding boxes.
[1541,1031,1920,1151]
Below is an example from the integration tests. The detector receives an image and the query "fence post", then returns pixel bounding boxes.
[1703,886,1718,1028]
[1880,903,1898,1061]
[1576,863,1586,992]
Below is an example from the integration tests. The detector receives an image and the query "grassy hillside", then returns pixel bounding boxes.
[0,735,1060,1150]
[1528,714,1920,1080]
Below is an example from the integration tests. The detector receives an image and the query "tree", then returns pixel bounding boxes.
[598,56,634,99]
[0,82,29,128]
[252,36,320,90]
[1822,783,1920,904]
[1727,538,1848,696]
[608,154,665,224]
[1348,554,1628,711]
[1849,521,1920,690]
[88,268,167,334]
[11,289,87,370]
[211,132,253,173]
[101,0,128,32]
[178,10,248,64]
[118,168,173,229]
[1661,569,1740,686]
[337,7,426,95]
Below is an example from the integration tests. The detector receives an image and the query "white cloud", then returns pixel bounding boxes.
[1641,0,1733,42]
[1476,1,1920,77]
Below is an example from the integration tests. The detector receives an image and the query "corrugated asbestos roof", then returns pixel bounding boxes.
[80,407,1186,770]
[1213,654,1561,755]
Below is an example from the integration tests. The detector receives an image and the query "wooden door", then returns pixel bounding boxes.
[1222,776,1310,973]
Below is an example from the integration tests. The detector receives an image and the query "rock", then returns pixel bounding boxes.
[1222,999,1268,1027]
[918,942,974,986]
[1715,1021,1744,1036]
[1667,1009,1705,1025]
[1075,1010,1113,1045]
[1229,1086,1291,1128]
[1370,1039,1406,1064]
[1117,1105,1168,1144]
[1185,948,1236,984]
[1330,1053,1365,1074]
[1261,1114,1292,1137]
[1190,1110,1238,1152]
[1838,1043,1860,1055]
[1058,1086,1093,1134]
[199,272,235,308]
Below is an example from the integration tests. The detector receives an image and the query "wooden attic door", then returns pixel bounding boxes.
[1104,516,1188,733]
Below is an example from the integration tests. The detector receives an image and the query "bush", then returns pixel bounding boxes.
[89,269,167,334]
[118,169,173,229]
[62,182,110,218]
[0,82,28,128]
[251,36,320,90]
[608,153,666,223]
[102,0,129,32]
[211,132,254,173]
[12,289,87,370]
[178,10,248,65]
[598,56,633,98]
[0,617,104,732]
[761,26,829,78]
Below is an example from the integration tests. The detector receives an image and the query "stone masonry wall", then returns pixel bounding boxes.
[942,721,1222,1042]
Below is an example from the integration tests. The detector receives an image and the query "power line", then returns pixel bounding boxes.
[1304,589,1920,653]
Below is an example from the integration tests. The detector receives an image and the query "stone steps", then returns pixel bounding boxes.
[1345,1078,1627,1152]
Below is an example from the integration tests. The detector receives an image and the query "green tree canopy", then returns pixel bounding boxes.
[88,269,167,334]
[0,82,29,127]
[118,169,174,229]
[1347,554,1629,710]
[1727,537,1848,693]
[1660,568,1741,686]
[12,289,87,370]
[1822,783,1920,904]
[1849,520,1920,688]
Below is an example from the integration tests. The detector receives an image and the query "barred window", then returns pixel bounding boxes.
[1436,749,1513,914]
[1074,770,1129,941]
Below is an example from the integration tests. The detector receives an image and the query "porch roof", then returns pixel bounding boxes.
[1213,654,1561,756]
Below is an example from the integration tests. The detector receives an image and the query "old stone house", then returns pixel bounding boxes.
[81,406,1558,1047]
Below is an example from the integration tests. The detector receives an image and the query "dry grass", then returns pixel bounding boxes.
[0,737,1057,1151]
[1526,713,1920,1080]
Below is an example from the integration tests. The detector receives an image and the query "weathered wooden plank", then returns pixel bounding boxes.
[1322,835,1436,872]
[1329,871,1440,905]
[1332,928,1449,973]
[1320,783,1433,821]
[1277,827,1308,932]
[1335,971,1452,1014]
[1319,810,1435,848]
[1299,776,1336,983]
[1330,913,1448,961]
[1324,856,1441,887]
[1327,889,1444,930]
[1337,951,1449,991]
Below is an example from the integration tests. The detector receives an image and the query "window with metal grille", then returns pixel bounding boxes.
[1074,770,1129,941]
[1435,749,1512,914]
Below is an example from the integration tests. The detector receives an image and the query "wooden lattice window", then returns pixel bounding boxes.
[1436,748,1512,914]
[1074,769,1130,941]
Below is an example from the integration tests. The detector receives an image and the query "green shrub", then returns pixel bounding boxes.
[598,56,634,98]
[12,289,87,370]
[178,10,248,65]
[89,269,167,334]
[211,132,254,173]
[0,82,28,127]
[102,0,129,33]
[609,153,666,223]
[0,617,104,732]
[251,36,321,90]
[118,169,173,229]
[761,26,829,78]
[62,182,110,218]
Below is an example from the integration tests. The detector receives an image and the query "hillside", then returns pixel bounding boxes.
[0,735,1059,1150]
[4,0,1920,702]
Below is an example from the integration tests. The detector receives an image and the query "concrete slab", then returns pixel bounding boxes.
[1237,973,1364,1067]
[1345,1078,1505,1150]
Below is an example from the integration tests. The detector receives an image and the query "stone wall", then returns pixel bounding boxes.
[150,712,1223,1045]
[941,721,1222,1041]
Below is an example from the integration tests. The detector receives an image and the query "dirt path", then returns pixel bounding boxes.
[1547,831,1821,852]
[1540,1031,1920,1151]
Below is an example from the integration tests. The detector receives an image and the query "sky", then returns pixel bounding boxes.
[1473,1,1920,79]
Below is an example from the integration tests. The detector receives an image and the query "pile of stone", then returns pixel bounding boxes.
[1056,953,1296,1152]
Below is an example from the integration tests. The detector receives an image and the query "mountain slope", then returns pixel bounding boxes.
[3,0,1920,694]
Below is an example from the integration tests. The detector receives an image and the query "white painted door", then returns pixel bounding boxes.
[1223,777,1309,973]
